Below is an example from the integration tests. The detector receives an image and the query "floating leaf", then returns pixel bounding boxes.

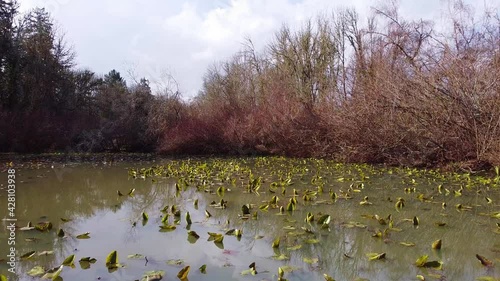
[278,267,284,278]
[207,232,222,241]
[161,214,169,224]
[128,188,135,196]
[60,218,72,222]
[205,210,212,218]
[0,275,6,281]
[217,186,225,197]
[27,266,46,277]
[366,252,386,261]
[76,232,90,239]
[415,255,429,267]
[57,229,65,237]
[159,224,176,231]
[395,198,405,211]
[323,273,336,281]
[105,250,119,269]
[400,242,416,247]
[35,221,52,232]
[38,250,54,256]
[432,239,442,250]
[273,254,290,260]
[242,204,250,215]
[199,264,207,274]
[241,268,257,276]
[142,212,149,221]
[317,214,331,225]
[305,238,320,244]
[41,265,63,280]
[214,235,224,244]
[476,254,494,267]
[186,212,192,225]
[19,224,35,231]
[272,237,280,248]
[305,212,314,222]
[141,270,165,281]
[62,254,75,267]
[79,257,97,263]
[167,259,184,265]
[79,260,92,270]
[303,257,319,264]
[422,260,443,269]
[177,266,190,280]
[20,251,36,260]
[127,254,144,259]
[413,216,419,226]
[416,255,442,269]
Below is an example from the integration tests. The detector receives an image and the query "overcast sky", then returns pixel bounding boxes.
[20,0,499,98]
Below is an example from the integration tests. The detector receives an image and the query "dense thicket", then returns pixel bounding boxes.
[159,2,500,168]
[1,0,499,168]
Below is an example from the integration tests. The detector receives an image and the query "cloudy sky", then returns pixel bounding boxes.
[20,0,498,98]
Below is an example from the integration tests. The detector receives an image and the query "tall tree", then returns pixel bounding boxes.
[16,7,74,112]
[0,0,18,109]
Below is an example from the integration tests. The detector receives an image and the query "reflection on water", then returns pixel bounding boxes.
[0,159,499,281]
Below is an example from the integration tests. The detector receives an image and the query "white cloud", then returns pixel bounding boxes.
[18,0,499,99]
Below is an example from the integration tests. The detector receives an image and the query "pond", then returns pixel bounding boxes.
[0,157,499,281]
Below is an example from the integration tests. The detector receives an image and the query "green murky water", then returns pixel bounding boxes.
[1,157,499,281]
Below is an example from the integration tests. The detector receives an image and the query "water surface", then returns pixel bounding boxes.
[0,157,499,281]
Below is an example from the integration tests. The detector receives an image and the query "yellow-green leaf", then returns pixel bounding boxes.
[62,254,76,267]
[76,232,90,239]
[177,265,190,280]
[105,250,118,267]
[27,266,46,277]
[366,252,386,261]
[20,251,36,260]
[432,239,442,250]
[272,236,280,248]
[323,273,335,281]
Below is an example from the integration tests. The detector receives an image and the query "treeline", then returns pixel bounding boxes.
[1,1,499,168]
[0,1,181,152]
[160,2,500,167]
